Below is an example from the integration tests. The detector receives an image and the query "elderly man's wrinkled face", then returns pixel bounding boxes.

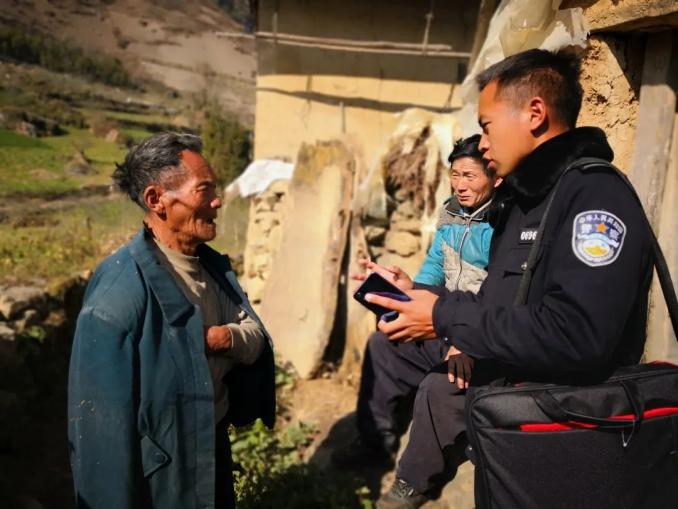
[161,150,221,246]
[450,156,496,211]
[477,80,536,177]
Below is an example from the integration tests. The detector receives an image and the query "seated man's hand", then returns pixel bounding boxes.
[353,258,414,291]
[205,325,233,352]
[446,346,473,389]
[368,289,438,341]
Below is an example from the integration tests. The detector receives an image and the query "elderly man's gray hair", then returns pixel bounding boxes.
[113,132,203,208]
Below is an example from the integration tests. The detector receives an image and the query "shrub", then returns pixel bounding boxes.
[201,103,251,186]
[226,363,374,509]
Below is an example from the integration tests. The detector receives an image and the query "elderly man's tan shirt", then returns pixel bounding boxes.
[154,239,265,424]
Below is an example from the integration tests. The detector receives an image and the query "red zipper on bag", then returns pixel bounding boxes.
[519,406,678,432]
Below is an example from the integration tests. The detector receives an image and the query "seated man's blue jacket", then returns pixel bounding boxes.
[67,228,275,509]
[414,197,493,292]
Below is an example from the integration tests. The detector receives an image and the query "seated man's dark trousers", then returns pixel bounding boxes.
[357,331,467,494]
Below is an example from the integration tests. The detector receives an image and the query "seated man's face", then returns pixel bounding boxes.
[450,156,496,210]
[161,150,222,246]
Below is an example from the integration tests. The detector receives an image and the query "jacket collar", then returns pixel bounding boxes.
[128,227,241,325]
[505,127,614,200]
[129,228,193,324]
[445,195,492,222]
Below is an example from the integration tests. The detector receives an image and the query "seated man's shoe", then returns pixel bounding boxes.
[376,477,429,509]
[331,436,396,468]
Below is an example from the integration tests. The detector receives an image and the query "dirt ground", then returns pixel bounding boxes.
[287,374,468,508]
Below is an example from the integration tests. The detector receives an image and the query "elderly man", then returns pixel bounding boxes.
[68,133,274,509]
[368,49,653,508]
[335,135,501,508]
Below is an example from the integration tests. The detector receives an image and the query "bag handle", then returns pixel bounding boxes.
[532,379,644,431]
[514,156,678,341]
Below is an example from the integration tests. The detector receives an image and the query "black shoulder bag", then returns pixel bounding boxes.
[466,157,678,509]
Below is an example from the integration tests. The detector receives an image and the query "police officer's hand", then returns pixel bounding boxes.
[446,346,473,389]
[367,289,438,341]
[353,258,414,292]
[205,325,233,352]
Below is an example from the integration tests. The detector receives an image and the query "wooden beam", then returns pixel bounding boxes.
[421,0,435,54]
[215,30,471,59]
[628,31,676,230]
[646,111,678,364]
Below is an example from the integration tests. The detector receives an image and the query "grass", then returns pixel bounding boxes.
[0,196,142,284]
[0,194,253,285]
[0,127,130,196]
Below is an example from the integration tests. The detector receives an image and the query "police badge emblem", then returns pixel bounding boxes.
[572,210,626,267]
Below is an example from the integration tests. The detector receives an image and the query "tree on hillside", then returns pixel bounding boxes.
[0,27,133,88]
[202,104,251,186]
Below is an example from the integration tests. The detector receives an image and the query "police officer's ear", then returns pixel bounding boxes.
[143,185,166,217]
[526,96,549,136]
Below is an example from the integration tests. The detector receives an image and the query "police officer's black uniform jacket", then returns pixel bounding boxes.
[430,126,653,384]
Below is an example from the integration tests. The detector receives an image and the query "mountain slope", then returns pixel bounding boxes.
[2,0,256,123]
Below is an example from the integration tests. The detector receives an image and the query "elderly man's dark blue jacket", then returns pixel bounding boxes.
[67,228,275,509]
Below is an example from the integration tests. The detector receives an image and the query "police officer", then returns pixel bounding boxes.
[368,49,653,508]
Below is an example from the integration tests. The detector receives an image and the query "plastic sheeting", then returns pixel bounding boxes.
[223,159,294,202]
[457,0,589,137]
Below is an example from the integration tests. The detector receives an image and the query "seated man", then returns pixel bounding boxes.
[68,133,275,509]
[335,135,501,508]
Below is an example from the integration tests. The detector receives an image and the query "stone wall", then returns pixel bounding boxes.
[0,279,86,343]
[0,275,88,506]
[242,180,289,308]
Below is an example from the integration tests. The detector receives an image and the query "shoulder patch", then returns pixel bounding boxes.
[571,210,626,267]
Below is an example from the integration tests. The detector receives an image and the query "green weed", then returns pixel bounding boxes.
[228,363,374,509]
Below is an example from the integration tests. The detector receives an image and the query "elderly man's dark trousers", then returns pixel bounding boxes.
[357,331,467,494]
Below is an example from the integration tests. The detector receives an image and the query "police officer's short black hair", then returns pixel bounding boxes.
[448,134,491,176]
[112,132,203,209]
[476,49,583,129]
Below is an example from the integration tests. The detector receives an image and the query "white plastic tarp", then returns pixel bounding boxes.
[224,159,294,199]
[457,0,590,137]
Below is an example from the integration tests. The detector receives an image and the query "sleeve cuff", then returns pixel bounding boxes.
[432,291,454,339]
[432,295,478,351]
[226,324,246,359]
[414,282,446,295]
[225,320,266,365]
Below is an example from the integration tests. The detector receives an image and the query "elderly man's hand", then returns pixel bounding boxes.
[353,258,414,292]
[205,325,233,352]
[367,289,438,341]
[446,346,474,389]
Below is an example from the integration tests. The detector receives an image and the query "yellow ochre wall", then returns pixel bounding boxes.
[253,0,480,168]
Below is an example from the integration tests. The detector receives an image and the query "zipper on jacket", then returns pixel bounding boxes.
[454,217,472,291]
[452,199,492,291]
